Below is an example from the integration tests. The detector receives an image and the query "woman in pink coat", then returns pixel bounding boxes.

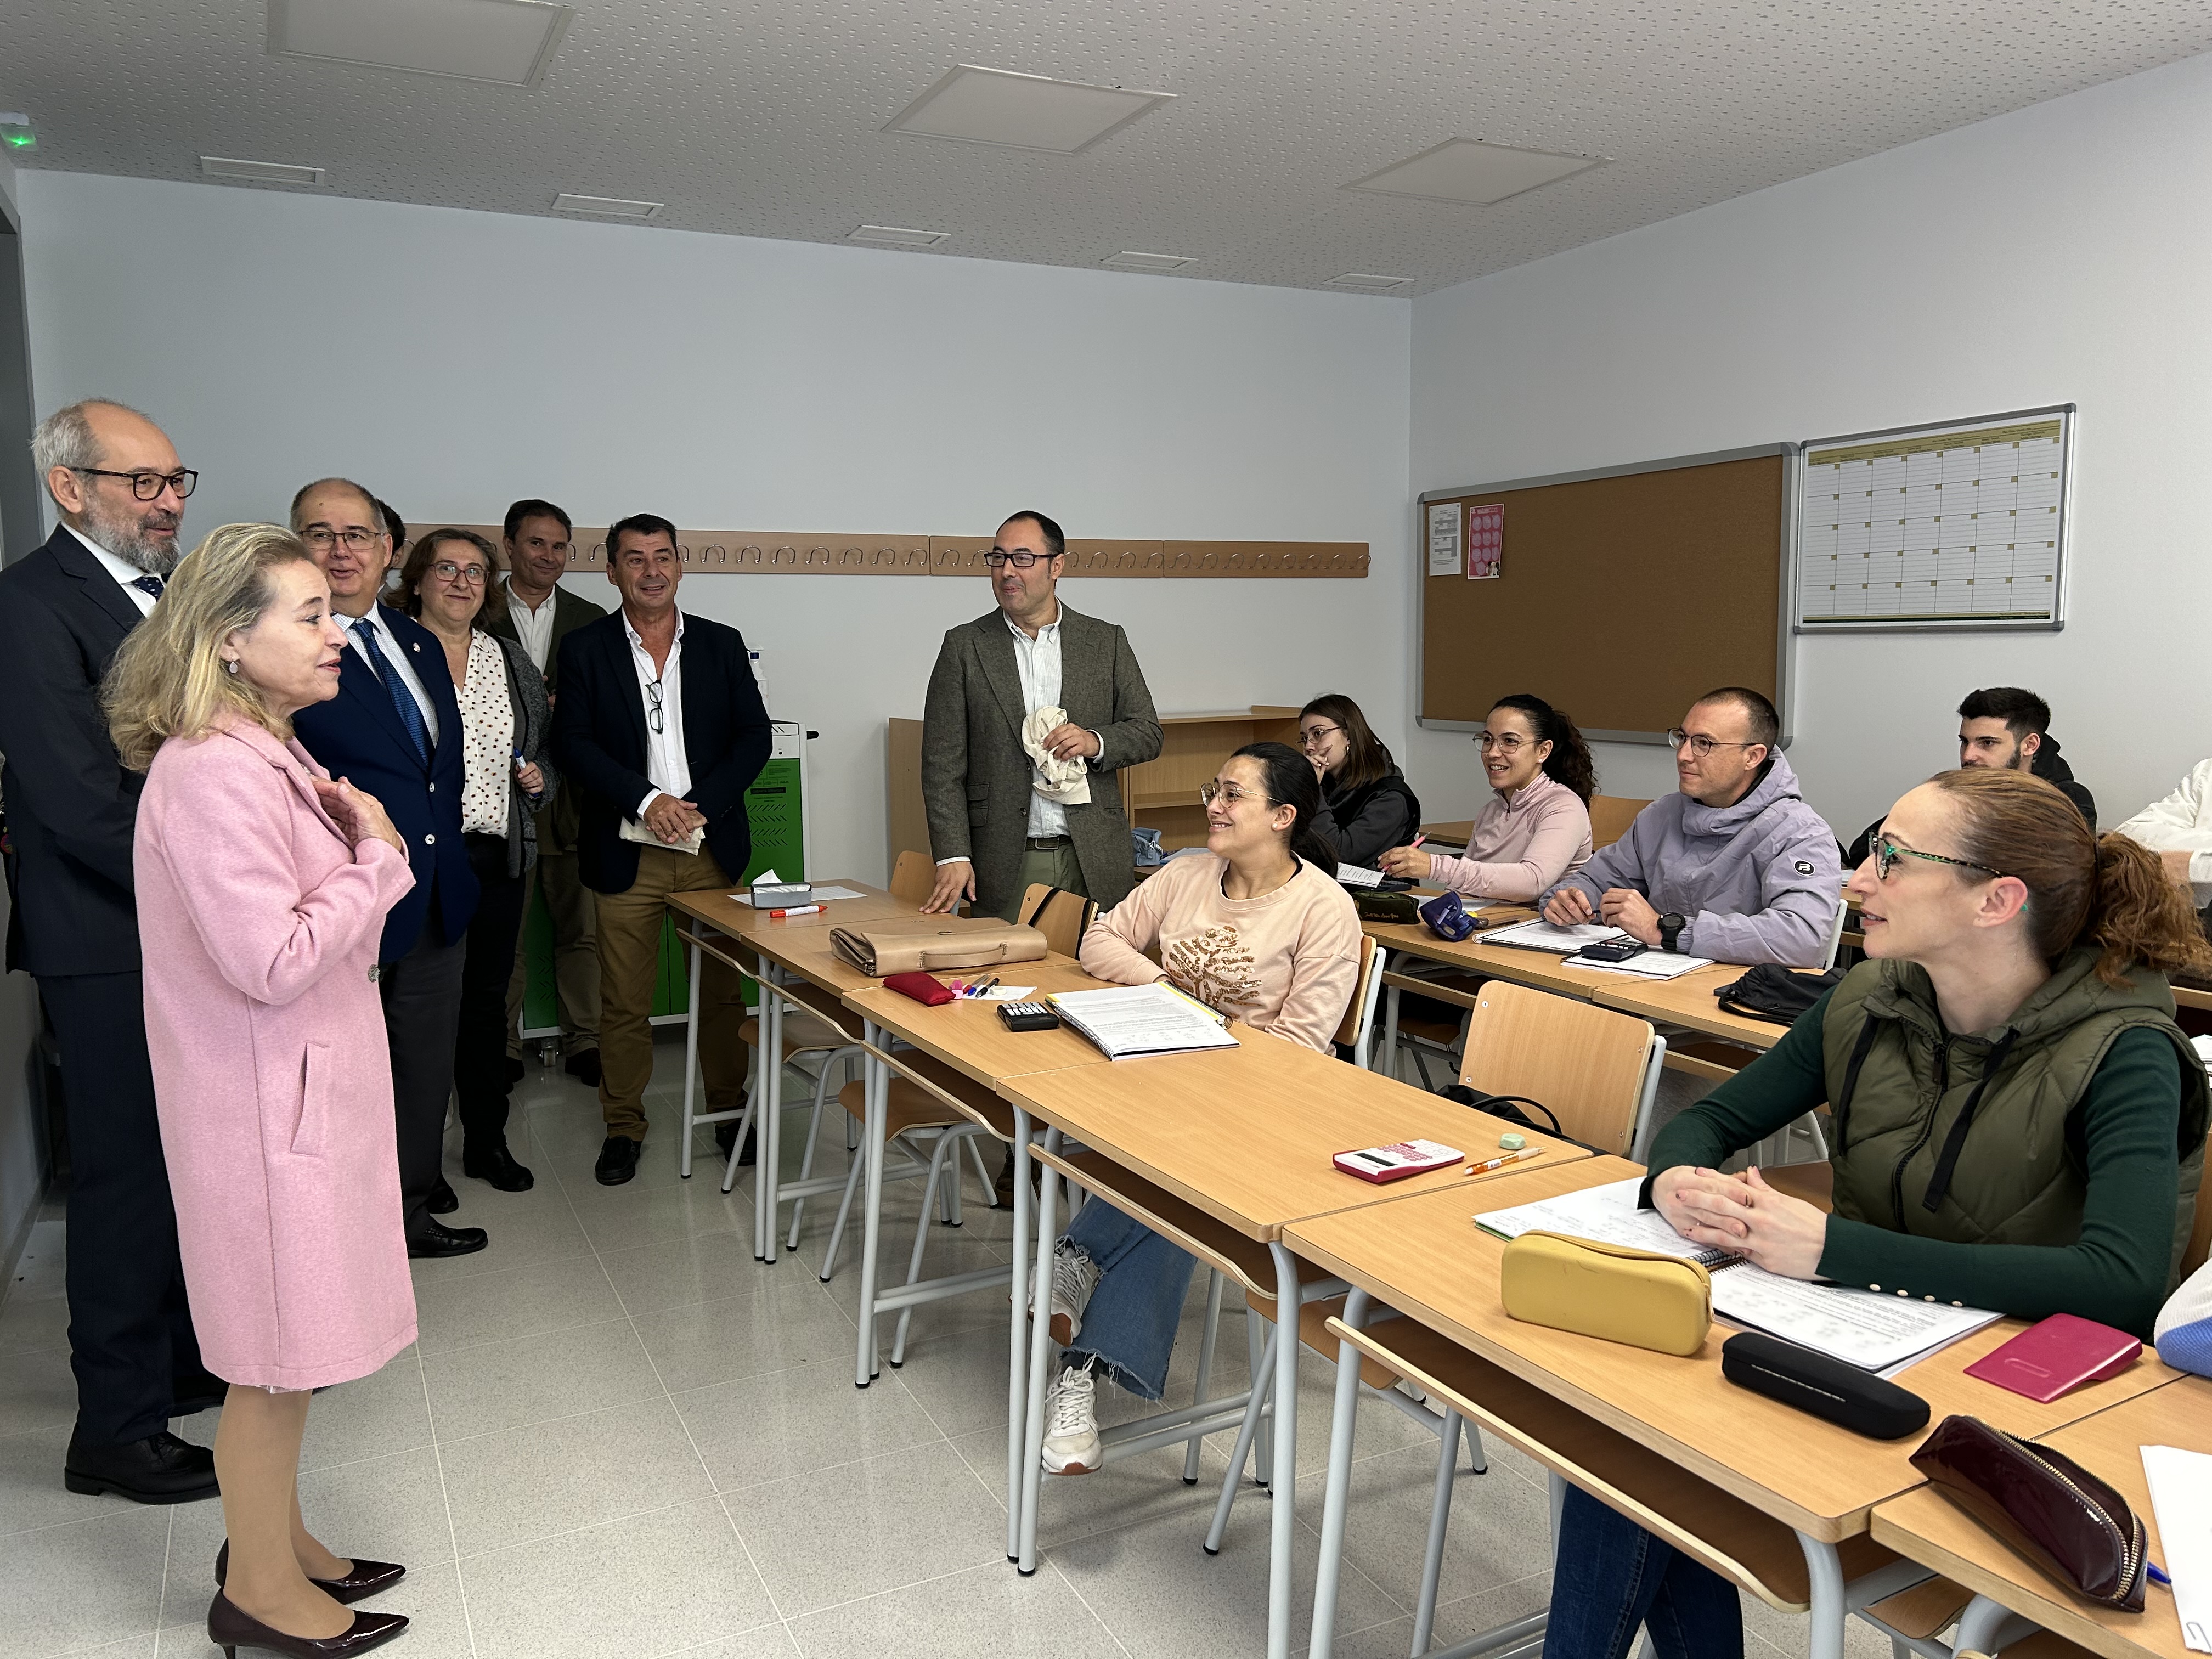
[105,523,415,1659]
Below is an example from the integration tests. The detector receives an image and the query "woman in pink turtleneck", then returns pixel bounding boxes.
[1380,693,1595,901]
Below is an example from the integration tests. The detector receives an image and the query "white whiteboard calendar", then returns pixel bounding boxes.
[1795,405,2073,632]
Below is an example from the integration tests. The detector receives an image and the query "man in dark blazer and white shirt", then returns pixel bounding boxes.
[0,400,222,1503]
[553,512,771,1186]
[288,477,486,1258]
[921,511,1161,922]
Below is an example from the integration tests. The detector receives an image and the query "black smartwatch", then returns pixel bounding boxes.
[1657,913,1686,953]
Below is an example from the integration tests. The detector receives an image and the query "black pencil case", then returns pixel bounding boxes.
[1720,1331,1931,1440]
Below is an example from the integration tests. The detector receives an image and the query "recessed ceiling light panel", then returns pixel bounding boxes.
[1324,272,1413,291]
[202,155,325,186]
[552,193,662,219]
[1346,139,1602,206]
[884,65,1173,155]
[268,0,574,88]
[1103,251,1196,272]
[849,224,950,247]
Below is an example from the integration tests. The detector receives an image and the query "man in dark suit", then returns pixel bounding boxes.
[0,399,221,1502]
[553,513,771,1186]
[287,477,486,1257]
[489,499,607,1087]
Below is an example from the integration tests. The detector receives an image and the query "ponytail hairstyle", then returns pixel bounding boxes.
[1489,693,1598,802]
[1298,693,1395,792]
[1232,741,1340,871]
[1929,768,2212,987]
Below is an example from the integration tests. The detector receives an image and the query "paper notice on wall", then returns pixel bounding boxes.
[1427,501,1463,577]
[1468,504,1503,579]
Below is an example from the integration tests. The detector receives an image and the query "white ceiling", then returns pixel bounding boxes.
[4,1,2209,297]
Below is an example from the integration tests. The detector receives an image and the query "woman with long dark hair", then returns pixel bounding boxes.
[1035,742,1362,1475]
[1301,693,1421,867]
[1380,693,1594,901]
[1544,766,2210,1658]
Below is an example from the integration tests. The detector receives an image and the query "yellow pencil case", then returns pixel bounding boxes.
[1499,1231,1712,1357]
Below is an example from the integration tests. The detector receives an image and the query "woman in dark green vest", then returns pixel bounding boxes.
[1543,766,2210,1659]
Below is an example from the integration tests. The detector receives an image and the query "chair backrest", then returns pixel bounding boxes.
[1458,980,1664,1158]
[1820,889,1850,972]
[889,850,936,906]
[1333,934,1383,1065]
[1018,883,1096,957]
[1588,795,1649,849]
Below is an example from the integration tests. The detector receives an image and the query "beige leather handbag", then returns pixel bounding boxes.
[830,916,1048,977]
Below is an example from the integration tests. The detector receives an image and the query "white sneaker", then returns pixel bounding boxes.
[1048,1241,1101,1345]
[1040,1363,1101,1475]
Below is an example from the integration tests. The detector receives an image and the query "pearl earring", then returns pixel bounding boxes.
[223,659,240,676]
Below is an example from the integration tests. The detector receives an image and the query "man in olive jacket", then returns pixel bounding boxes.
[921,511,1161,922]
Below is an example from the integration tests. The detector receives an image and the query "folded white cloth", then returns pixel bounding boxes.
[1022,704,1091,805]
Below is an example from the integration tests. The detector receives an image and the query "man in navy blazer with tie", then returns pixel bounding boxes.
[287,478,485,1257]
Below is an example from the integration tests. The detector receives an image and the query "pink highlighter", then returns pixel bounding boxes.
[1962,1312,2141,1403]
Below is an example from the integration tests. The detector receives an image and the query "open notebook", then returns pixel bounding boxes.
[1047,984,1240,1060]
[1476,1178,2001,1375]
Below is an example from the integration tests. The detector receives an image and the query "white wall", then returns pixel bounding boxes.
[18,172,1412,881]
[1409,49,2212,840]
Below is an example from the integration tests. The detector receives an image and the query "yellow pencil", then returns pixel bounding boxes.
[1463,1148,1538,1176]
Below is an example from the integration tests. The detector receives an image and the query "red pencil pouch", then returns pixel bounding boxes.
[884,971,957,1006]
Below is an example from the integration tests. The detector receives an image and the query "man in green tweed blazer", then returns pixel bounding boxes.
[921,511,1161,922]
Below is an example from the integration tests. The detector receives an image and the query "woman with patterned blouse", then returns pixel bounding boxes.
[399,529,556,1194]
[1037,742,1362,1475]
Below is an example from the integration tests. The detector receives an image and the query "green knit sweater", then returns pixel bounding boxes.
[1645,989,2189,1339]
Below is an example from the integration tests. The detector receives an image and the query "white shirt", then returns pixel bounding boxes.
[625,607,690,817]
[506,584,557,673]
[340,603,442,748]
[66,524,159,617]
[455,630,514,837]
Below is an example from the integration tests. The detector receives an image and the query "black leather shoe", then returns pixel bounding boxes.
[426,1176,459,1215]
[565,1048,603,1088]
[64,1430,218,1503]
[217,1541,406,1605]
[713,1112,755,1166]
[207,1590,407,1657]
[405,1220,488,1259]
[461,1141,534,1192]
[594,1134,642,1185]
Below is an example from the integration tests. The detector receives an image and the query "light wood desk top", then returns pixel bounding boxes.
[996,1039,1588,1243]
[1365,909,1644,1001]
[1590,964,1788,1051]
[1283,1158,2182,1542]
[842,961,1128,1086]
[1870,1378,2212,1659]
[665,876,909,947]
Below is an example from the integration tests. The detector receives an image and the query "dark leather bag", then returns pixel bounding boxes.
[1909,1414,2147,1612]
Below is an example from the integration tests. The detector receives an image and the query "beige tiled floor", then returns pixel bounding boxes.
[0,1041,1889,1659]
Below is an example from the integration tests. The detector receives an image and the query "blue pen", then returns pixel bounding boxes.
[2149,1561,2171,1589]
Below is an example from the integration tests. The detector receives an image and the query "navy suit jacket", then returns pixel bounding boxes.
[291,605,478,960]
[0,526,152,977]
[552,610,772,894]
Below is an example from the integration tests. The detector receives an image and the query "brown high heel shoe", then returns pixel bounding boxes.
[216,1541,405,1604]
[206,1590,407,1657]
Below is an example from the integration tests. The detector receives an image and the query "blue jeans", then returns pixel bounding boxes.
[1543,1487,1743,1659]
[1061,1199,1197,1402]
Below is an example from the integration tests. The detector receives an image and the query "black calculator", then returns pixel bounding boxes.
[1575,937,1648,963]
[998,1001,1060,1031]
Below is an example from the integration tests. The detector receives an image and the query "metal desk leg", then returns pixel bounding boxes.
[754,974,785,1261]
[1381,969,1403,1084]
[1308,1286,1371,1659]
[853,1022,889,1384]
[1015,1126,1064,1575]
[1798,1532,1846,1659]
[1005,1108,1033,1562]
[679,934,704,1179]
[1951,1594,2037,1655]
[1267,1241,1301,1659]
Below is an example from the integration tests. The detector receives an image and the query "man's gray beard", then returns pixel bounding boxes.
[74,512,180,577]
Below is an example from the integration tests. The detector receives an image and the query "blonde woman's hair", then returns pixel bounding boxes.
[104,523,320,771]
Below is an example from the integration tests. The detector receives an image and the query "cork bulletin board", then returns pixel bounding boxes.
[1417,445,1796,744]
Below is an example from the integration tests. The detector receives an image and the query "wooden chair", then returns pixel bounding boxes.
[1458,980,1667,1160]
[1588,794,1650,849]
[1335,934,1385,1070]
[889,849,936,906]
[1017,882,1094,956]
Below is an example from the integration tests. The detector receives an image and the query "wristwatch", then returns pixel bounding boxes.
[1657,913,1686,953]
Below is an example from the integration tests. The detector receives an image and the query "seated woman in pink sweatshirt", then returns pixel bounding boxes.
[1038,741,1361,1475]
[1379,693,1594,900]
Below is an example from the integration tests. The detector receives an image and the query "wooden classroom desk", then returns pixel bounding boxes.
[1284,1157,2182,1659]
[1870,1377,2212,1659]
[1590,962,1789,1051]
[842,961,1125,1091]
[997,1037,1588,1657]
[1363,907,1645,1001]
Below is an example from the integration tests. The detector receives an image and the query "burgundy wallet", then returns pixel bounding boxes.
[883,972,956,1006]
